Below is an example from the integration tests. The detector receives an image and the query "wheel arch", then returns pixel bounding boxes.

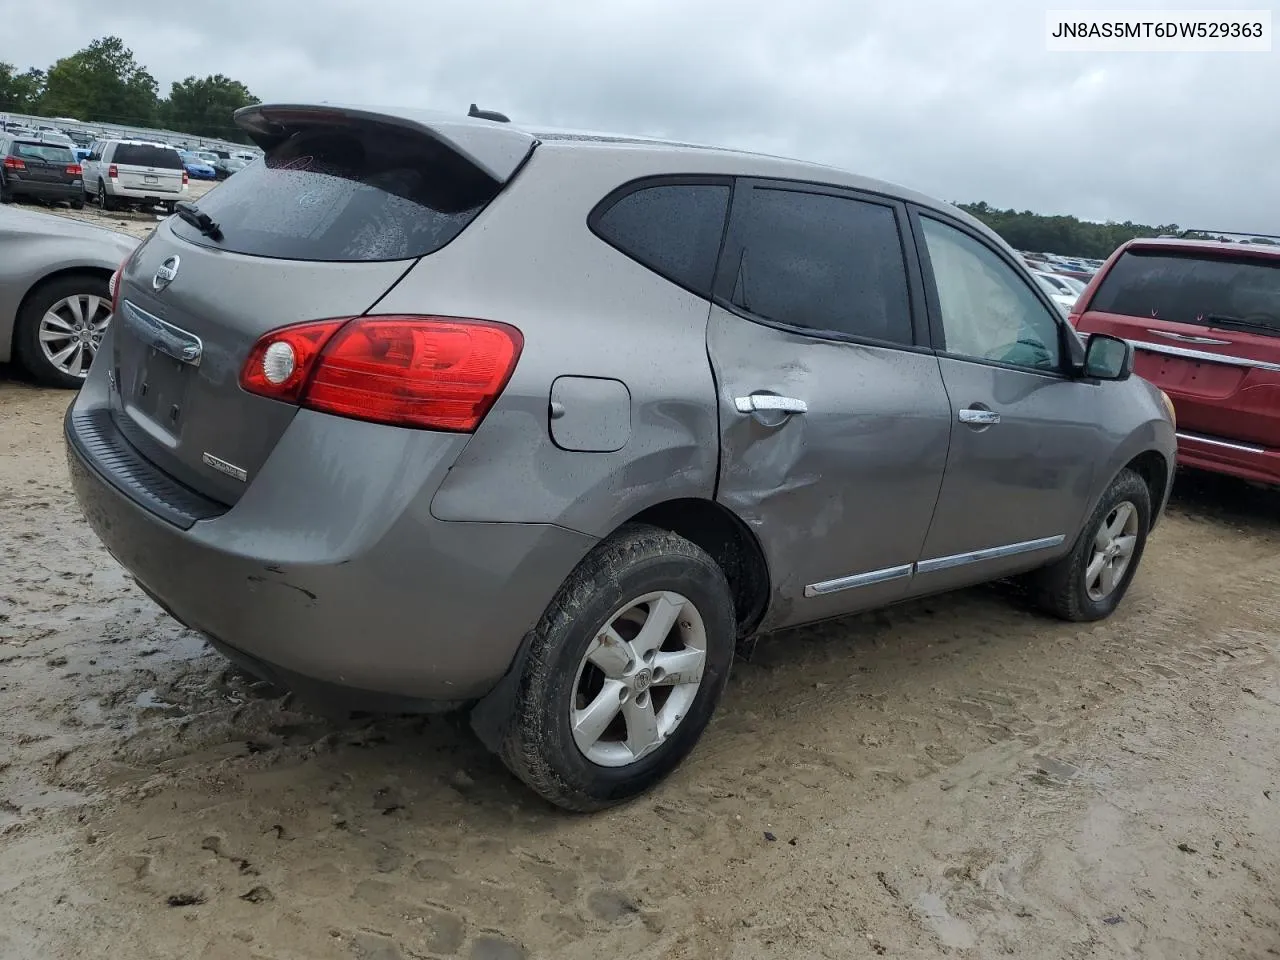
[625,497,772,638]
[1122,448,1172,531]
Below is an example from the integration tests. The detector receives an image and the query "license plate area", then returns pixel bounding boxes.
[144,174,159,184]
[127,350,191,433]
[1133,349,1246,400]
[115,300,203,439]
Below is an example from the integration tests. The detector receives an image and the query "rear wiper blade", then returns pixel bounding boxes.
[1204,313,1279,335]
[174,200,222,241]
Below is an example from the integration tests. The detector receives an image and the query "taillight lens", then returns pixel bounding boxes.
[239,316,523,432]
[109,256,129,314]
[66,163,82,176]
[3,156,25,170]
[108,164,118,179]
[182,170,189,185]
[240,319,346,403]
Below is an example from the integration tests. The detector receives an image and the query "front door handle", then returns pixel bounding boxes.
[734,394,809,415]
[958,408,1000,425]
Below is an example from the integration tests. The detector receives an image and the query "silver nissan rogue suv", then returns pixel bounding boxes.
[66,102,1176,810]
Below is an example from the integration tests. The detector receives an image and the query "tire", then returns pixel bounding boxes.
[165,201,176,215]
[495,523,736,811]
[1026,468,1151,622]
[13,273,112,389]
[0,177,11,203]
[97,181,114,212]
[71,199,85,210]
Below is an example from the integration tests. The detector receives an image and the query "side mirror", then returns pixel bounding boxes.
[1083,333,1134,381]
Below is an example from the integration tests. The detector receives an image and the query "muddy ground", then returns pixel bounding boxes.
[1,364,1279,958]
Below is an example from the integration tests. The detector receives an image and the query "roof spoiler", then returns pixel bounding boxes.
[232,102,535,183]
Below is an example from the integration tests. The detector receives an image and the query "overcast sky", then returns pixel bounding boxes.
[4,0,1276,230]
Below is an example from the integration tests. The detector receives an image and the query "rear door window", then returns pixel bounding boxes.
[14,142,74,163]
[591,181,730,297]
[170,124,503,262]
[724,185,914,345]
[1089,250,1280,335]
[113,144,183,169]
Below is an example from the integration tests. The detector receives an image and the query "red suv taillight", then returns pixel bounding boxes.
[2,156,25,170]
[108,164,118,179]
[182,170,189,185]
[66,163,82,176]
[239,316,524,432]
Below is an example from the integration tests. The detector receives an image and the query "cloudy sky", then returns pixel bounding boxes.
[4,0,1277,230]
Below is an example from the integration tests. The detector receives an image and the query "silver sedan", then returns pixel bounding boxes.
[0,205,138,387]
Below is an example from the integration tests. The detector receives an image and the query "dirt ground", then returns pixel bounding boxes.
[1,370,1279,959]
[10,177,219,240]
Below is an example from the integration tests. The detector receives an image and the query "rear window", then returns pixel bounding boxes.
[13,142,74,163]
[113,144,184,169]
[170,124,501,262]
[1090,250,1280,335]
[592,182,730,297]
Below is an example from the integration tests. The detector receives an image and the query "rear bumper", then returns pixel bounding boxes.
[1176,430,1280,486]
[7,178,81,201]
[106,184,185,201]
[65,386,597,706]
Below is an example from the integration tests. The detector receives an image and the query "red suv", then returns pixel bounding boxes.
[1072,235,1280,486]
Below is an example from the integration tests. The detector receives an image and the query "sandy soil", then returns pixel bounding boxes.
[0,374,1277,960]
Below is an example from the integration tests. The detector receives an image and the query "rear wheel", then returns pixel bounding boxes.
[71,199,85,210]
[496,524,736,811]
[14,273,113,388]
[1027,468,1151,621]
[0,177,12,203]
[97,181,115,212]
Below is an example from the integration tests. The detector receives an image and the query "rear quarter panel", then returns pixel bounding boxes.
[0,212,138,362]
[371,145,724,537]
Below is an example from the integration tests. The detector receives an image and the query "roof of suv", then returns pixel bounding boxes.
[1121,236,1280,260]
[243,101,1004,249]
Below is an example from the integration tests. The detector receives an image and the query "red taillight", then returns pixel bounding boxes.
[109,255,130,314]
[108,164,118,179]
[239,316,524,432]
[3,156,25,170]
[66,163,82,176]
[182,170,189,185]
[240,319,347,403]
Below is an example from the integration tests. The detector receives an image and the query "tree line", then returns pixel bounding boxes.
[0,37,259,143]
[957,201,1276,260]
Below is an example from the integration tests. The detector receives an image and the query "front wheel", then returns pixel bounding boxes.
[495,524,736,811]
[1026,468,1152,622]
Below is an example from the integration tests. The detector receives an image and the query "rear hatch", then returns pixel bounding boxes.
[112,143,185,194]
[10,140,79,187]
[110,104,535,506]
[1076,243,1280,448]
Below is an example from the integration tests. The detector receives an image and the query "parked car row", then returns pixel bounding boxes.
[1,132,260,212]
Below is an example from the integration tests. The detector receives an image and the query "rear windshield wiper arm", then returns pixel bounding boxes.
[174,200,222,241]
[1204,313,1278,335]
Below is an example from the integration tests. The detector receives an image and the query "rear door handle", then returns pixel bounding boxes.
[734,395,808,415]
[958,408,1000,425]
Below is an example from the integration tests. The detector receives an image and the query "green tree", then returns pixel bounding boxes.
[39,37,159,126]
[955,202,1179,260]
[0,63,45,113]
[162,74,260,141]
